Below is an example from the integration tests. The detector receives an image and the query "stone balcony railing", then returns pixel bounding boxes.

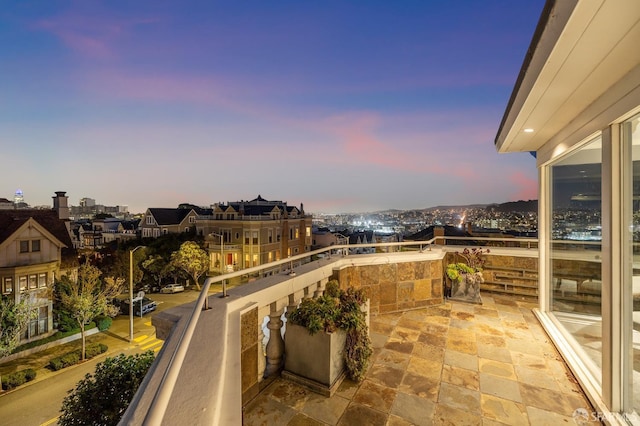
[120,238,545,425]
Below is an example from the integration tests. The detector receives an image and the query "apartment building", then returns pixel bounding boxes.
[196,195,312,272]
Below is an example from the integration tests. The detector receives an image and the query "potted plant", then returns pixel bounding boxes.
[283,280,372,396]
[445,247,489,303]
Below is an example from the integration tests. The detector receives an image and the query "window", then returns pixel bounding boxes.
[20,241,29,253]
[31,240,40,252]
[146,215,154,225]
[226,214,233,220]
[306,226,311,237]
[277,229,281,242]
[295,227,299,239]
[163,229,168,235]
[252,231,258,245]
[3,277,13,294]
[548,135,602,371]
[289,228,294,240]
[244,231,250,245]
[29,274,37,289]
[235,232,240,240]
[19,276,27,292]
[38,273,47,288]
[189,216,196,223]
[268,229,273,243]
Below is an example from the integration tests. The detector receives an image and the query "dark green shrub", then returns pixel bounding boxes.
[56,310,78,332]
[59,352,156,426]
[24,369,36,381]
[61,352,80,367]
[1,368,36,390]
[85,343,108,359]
[48,357,65,371]
[94,315,112,331]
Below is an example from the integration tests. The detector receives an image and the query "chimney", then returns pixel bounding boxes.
[434,226,445,245]
[53,191,70,220]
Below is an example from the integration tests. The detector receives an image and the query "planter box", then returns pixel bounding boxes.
[283,323,346,397]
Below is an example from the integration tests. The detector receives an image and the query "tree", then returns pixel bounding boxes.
[0,295,33,359]
[58,262,124,360]
[0,294,34,391]
[59,351,155,426]
[170,241,209,290]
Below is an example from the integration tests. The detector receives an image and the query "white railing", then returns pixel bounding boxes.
[120,236,540,425]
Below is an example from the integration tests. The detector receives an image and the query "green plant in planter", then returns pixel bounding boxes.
[288,279,372,382]
[445,247,489,302]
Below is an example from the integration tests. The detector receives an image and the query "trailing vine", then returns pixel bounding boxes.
[288,279,373,382]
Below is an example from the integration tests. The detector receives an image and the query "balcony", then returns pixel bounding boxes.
[120,238,598,425]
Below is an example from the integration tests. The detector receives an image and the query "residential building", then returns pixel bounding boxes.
[0,198,76,343]
[195,195,312,272]
[140,206,212,238]
[495,0,640,421]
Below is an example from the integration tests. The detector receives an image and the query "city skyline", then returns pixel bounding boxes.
[1,1,544,214]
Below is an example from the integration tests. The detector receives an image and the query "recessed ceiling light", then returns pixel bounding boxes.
[523,128,534,133]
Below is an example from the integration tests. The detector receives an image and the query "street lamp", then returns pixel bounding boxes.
[129,245,146,343]
[209,232,228,298]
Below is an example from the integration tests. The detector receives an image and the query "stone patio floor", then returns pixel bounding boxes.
[243,295,602,425]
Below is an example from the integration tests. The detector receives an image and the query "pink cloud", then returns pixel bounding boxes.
[34,13,159,60]
[508,171,538,200]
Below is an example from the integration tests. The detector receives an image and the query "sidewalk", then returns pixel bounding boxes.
[0,327,156,396]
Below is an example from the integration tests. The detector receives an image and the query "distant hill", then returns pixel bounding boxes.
[485,200,537,213]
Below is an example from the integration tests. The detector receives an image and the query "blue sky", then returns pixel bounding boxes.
[1,1,544,214]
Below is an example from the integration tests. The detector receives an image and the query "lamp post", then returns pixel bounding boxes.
[129,245,146,343]
[210,232,228,298]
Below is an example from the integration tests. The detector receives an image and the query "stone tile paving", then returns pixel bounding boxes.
[244,295,601,425]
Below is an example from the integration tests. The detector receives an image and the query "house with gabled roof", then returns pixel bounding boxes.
[0,208,76,343]
[140,206,212,238]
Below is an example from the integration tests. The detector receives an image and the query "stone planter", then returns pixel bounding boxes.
[450,272,483,304]
[282,323,347,397]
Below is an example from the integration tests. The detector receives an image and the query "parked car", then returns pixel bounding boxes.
[160,284,185,294]
[119,297,157,316]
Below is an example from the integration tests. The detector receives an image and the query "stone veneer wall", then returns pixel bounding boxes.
[333,259,444,314]
[241,307,259,405]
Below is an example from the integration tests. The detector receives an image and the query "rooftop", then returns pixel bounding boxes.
[244,295,595,425]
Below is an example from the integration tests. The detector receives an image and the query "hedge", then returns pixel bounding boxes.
[2,368,37,390]
[94,316,112,331]
[48,343,109,371]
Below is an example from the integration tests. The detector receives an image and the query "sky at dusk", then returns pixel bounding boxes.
[1,1,544,214]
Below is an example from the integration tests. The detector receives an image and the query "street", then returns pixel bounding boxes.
[0,289,200,426]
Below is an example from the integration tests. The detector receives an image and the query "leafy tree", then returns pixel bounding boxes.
[0,294,34,390]
[170,241,209,290]
[141,254,170,287]
[0,295,33,358]
[57,262,124,360]
[59,351,155,426]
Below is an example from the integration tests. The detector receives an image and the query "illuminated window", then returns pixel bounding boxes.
[3,277,12,294]
[306,227,311,237]
[19,276,27,292]
[38,273,47,288]
[29,274,37,289]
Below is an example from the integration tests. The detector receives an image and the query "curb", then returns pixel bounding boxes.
[0,341,135,398]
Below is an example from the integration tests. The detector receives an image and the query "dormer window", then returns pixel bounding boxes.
[20,241,29,253]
